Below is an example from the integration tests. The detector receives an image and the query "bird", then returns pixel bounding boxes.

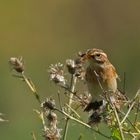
[79,48,125,111]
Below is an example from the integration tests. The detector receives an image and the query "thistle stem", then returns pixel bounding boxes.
[63,75,77,140]
[21,73,47,131]
[56,108,110,139]
[21,72,41,104]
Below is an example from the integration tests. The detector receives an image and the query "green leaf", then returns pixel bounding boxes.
[111,128,121,140]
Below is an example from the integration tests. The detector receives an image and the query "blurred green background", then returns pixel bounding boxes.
[0,0,140,139]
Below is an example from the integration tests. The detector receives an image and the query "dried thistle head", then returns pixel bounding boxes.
[66,59,85,79]
[66,59,76,74]
[43,128,62,140]
[103,112,115,126]
[9,57,24,73]
[48,63,66,86]
[41,98,56,110]
[78,92,91,108]
[47,112,58,129]
[41,98,62,140]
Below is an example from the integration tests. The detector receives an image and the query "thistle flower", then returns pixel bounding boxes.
[48,63,66,86]
[9,57,24,73]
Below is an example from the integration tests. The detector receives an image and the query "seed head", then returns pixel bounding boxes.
[48,63,66,86]
[66,59,85,79]
[9,57,24,73]
[41,98,56,110]
[47,112,58,129]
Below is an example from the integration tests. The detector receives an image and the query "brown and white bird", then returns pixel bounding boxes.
[79,48,125,110]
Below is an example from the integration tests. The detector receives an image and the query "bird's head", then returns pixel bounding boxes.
[79,48,110,68]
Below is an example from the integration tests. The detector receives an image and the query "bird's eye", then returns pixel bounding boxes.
[96,54,101,57]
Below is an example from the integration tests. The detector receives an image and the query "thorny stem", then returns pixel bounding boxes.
[55,108,110,139]
[63,75,77,140]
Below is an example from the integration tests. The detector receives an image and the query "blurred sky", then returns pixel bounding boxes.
[0,0,140,139]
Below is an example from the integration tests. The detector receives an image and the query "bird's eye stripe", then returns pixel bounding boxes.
[95,52,107,58]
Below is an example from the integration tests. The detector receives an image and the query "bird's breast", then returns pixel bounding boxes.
[85,66,117,98]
